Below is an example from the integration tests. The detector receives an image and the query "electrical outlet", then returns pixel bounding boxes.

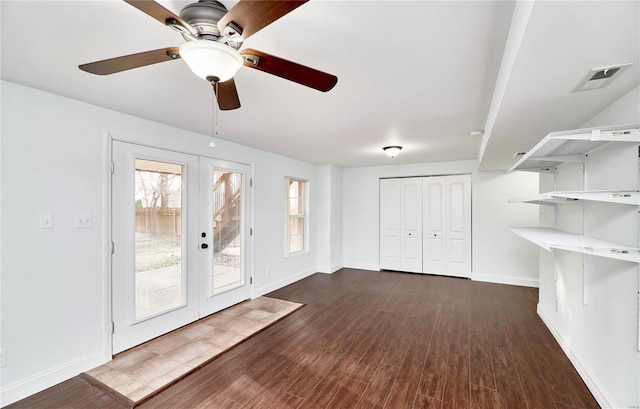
[1,348,7,368]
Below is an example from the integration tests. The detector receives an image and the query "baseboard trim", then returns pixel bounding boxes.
[254,267,317,298]
[471,273,538,288]
[536,305,617,409]
[342,262,380,271]
[0,350,109,408]
[317,263,344,274]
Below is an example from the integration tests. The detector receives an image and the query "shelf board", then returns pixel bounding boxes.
[510,227,640,263]
[509,190,640,206]
[508,193,575,206]
[509,124,640,173]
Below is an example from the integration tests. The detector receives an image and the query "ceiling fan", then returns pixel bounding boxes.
[79,0,338,110]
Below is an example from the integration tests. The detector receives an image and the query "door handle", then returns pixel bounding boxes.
[201,243,209,249]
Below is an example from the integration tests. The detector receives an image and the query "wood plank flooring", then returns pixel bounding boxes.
[7,269,600,409]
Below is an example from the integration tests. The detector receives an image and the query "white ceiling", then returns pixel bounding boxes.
[1,1,638,169]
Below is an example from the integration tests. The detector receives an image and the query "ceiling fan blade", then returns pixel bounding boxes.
[214,78,241,110]
[123,0,195,35]
[241,49,337,92]
[218,0,308,41]
[79,47,180,75]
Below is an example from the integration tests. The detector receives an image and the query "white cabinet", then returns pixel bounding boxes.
[380,175,471,277]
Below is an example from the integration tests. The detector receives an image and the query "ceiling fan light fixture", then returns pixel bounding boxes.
[179,40,243,82]
[383,146,402,158]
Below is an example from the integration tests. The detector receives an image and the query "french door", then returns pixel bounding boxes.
[111,141,251,353]
[198,157,252,317]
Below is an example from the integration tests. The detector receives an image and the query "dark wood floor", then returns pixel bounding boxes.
[8,269,600,409]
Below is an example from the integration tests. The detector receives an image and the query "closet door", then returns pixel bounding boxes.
[400,178,422,272]
[380,179,402,270]
[445,175,471,278]
[380,178,423,272]
[423,175,471,277]
[423,177,446,275]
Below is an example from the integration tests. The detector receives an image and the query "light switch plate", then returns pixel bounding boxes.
[75,214,92,229]
[40,212,53,229]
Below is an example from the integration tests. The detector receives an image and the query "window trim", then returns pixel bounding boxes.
[284,177,309,258]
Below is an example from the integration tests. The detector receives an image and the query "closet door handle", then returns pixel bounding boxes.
[201,243,209,249]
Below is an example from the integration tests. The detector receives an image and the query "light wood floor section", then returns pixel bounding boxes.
[82,296,303,406]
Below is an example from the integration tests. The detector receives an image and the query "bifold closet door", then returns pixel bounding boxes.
[380,178,401,270]
[423,175,471,278]
[379,177,422,273]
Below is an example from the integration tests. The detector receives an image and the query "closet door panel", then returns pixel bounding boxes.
[379,179,401,270]
[423,178,446,275]
[400,178,423,273]
[445,175,471,278]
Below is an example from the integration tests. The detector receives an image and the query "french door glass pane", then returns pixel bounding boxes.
[134,159,184,319]
[212,170,243,294]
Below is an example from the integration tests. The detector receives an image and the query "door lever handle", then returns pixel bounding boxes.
[201,243,209,249]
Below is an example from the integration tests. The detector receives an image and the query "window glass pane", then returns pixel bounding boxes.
[134,159,183,319]
[289,198,299,215]
[286,178,307,255]
[212,170,243,294]
[289,217,305,253]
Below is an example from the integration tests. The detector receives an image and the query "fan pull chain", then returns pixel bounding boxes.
[214,81,219,137]
[209,79,219,148]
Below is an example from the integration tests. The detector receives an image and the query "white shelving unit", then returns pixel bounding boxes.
[509,123,640,356]
[509,190,640,206]
[511,227,640,263]
[509,124,640,263]
[509,124,640,173]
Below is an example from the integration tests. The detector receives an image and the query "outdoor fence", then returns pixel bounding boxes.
[136,207,181,237]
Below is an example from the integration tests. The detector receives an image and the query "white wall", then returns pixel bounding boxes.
[0,81,323,405]
[581,85,640,129]
[535,85,640,409]
[316,165,343,273]
[342,160,540,286]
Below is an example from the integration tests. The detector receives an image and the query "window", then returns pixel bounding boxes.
[285,178,308,257]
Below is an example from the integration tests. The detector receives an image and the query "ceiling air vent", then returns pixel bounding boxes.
[574,63,632,92]
[513,151,527,158]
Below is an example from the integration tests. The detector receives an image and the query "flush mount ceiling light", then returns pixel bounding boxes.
[179,40,244,83]
[383,146,403,158]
